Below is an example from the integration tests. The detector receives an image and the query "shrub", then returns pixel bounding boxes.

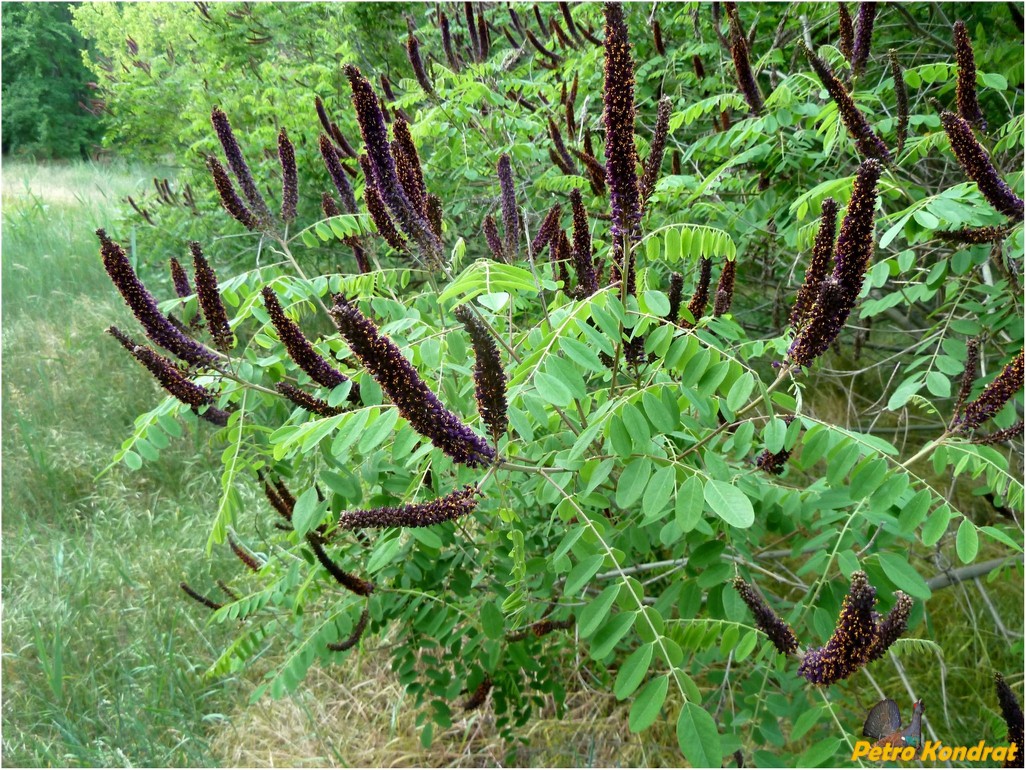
[92,3,1023,764]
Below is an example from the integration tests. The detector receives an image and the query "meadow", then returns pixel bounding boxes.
[1,160,235,766]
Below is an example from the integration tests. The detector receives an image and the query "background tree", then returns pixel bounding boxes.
[2,2,102,158]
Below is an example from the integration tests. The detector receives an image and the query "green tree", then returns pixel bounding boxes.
[2,2,101,158]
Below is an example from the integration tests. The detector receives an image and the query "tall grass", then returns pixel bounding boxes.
[1,160,235,767]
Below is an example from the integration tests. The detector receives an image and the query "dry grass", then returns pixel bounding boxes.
[209,652,684,768]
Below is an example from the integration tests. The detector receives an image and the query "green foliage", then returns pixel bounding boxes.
[81,2,1023,766]
[1,3,102,158]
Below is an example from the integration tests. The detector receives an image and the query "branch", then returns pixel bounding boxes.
[925,555,1023,591]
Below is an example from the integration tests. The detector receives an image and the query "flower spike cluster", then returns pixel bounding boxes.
[497,154,520,261]
[941,224,1014,245]
[169,257,192,300]
[603,3,642,294]
[484,215,505,262]
[275,382,346,417]
[666,272,684,324]
[507,617,575,642]
[99,230,219,367]
[454,306,508,443]
[953,21,986,131]
[531,204,563,256]
[327,607,370,652]
[346,61,443,264]
[462,676,493,711]
[941,111,1024,222]
[889,50,909,154]
[405,33,434,96]
[338,485,480,530]
[392,117,428,219]
[329,296,495,467]
[727,4,764,116]
[180,582,222,611]
[440,12,461,71]
[210,106,273,227]
[261,286,354,392]
[640,97,672,210]
[359,155,408,253]
[850,2,877,78]
[345,64,442,264]
[307,534,374,596]
[865,591,912,663]
[789,160,882,368]
[684,257,712,327]
[798,571,908,685]
[569,189,598,297]
[736,571,912,685]
[838,3,855,62]
[207,155,259,230]
[319,134,358,214]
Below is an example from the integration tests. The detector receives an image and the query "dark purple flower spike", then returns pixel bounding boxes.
[727,3,764,116]
[603,3,642,294]
[169,257,192,299]
[261,286,353,391]
[838,4,854,62]
[956,348,1024,431]
[345,64,442,264]
[338,484,480,530]
[320,134,358,214]
[107,326,229,426]
[569,189,598,297]
[454,305,508,444]
[953,21,986,131]
[789,160,881,368]
[497,154,520,261]
[804,45,891,162]
[190,242,234,353]
[941,111,1024,222]
[889,50,908,154]
[277,128,298,224]
[850,2,877,78]
[995,673,1024,768]
[733,576,800,655]
[210,106,273,227]
[275,382,347,417]
[329,296,495,468]
[791,198,838,332]
[714,259,736,316]
[207,155,260,231]
[640,97,672,211]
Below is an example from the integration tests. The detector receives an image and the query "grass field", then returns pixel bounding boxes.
[1,160,237,766]
[2,160,1021,768]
